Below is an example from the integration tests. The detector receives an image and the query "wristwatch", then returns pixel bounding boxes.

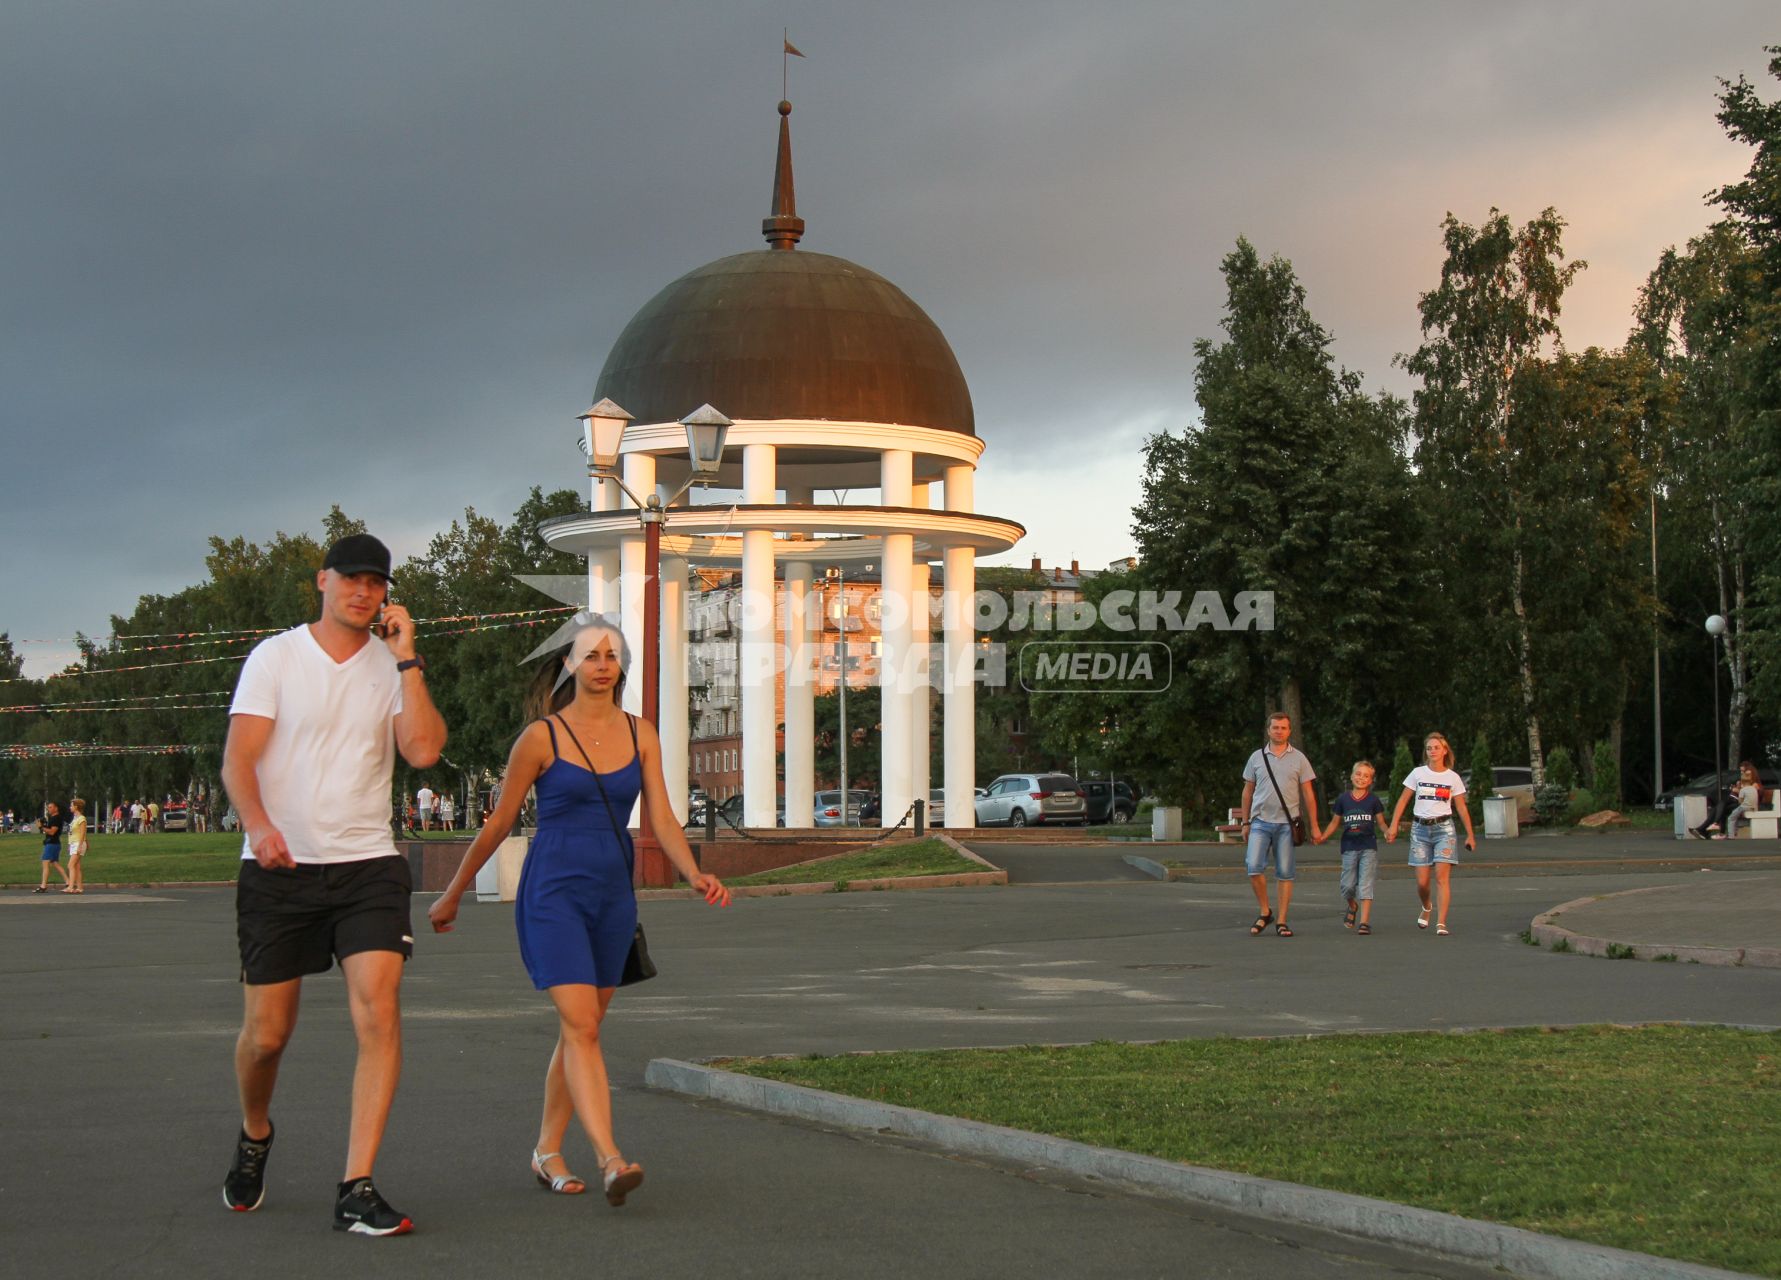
[396,656,427,673]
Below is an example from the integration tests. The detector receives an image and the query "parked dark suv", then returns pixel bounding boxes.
[1081,780,1138,825]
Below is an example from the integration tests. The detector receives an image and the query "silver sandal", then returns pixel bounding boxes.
[599,1153,644,1207]
[531,1149,586,1195]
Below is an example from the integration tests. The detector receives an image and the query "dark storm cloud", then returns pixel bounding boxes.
[1,1,1774,671]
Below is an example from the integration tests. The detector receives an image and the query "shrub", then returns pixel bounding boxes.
[1567,790,1599,821]
[1546,747,1577,791]
[1591,739,1621,808]
[1534,783,1571,826]
[1388,739,1415,800]
[1469,732,1494,797]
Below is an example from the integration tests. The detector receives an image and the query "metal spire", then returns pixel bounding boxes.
[761,100,805,250]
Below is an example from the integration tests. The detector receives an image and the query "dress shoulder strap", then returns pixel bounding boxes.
[539,716,559,763]
[625,713,638,751]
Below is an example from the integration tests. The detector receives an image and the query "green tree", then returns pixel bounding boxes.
[1633,223,1761,776]
[1401,208,1588,787]
[1098,239,1435,817]
[1711,45,1781,731]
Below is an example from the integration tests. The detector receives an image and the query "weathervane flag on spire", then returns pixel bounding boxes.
[784,34,805,58]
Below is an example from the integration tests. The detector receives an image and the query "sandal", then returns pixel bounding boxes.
[1343,904,1356,929]
[531,1149,586,1195]
[1417,906,1430,930]
[1248,911,1274,936]
[1436,923,1450,936]
[599,1154,644,1207]
[1357,922,1371,935]
[1275,921,1294,938]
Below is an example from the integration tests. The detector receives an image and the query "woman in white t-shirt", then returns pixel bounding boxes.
[65,798,89,894]
[1386,732,1476,936]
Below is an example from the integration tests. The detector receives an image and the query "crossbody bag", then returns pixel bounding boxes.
[553,713,657,986]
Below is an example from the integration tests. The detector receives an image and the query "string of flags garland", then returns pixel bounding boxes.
[0,742,204,760]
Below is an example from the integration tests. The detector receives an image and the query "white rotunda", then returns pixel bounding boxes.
[540,100,1023,837]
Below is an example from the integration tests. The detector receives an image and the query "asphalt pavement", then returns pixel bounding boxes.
[3,831,1776,1278]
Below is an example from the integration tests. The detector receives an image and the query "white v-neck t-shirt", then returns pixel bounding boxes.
[230,625,405,864]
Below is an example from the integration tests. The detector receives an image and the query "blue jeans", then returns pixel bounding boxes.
[1244,820,1295,880]
[1339,846,1378,900]
[1408,819,1458,866]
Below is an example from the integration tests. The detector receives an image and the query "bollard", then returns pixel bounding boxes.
[914,798,925,838]
[705,802,718,843]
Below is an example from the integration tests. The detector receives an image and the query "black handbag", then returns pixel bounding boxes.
[1259,747,1306,844]
[555,714,657,987]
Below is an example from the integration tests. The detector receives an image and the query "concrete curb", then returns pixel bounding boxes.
[1531,885,1781,969]
[1120,853,1170,880]
[646,1058,1749,1280]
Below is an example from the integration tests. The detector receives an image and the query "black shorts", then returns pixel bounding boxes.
[236,856,413,985]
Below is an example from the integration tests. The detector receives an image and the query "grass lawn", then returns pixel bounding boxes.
[719,837,986,888]
[1,831,245,884]
[728,1025,1781,1277]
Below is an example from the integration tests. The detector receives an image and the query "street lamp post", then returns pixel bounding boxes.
[579,399,731,885]
[1705,614,1727,823]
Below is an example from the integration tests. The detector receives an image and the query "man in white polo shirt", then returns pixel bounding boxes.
[220,533,446,1236]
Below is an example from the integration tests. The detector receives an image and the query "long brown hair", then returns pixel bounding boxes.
[523,613,629,722]
[1423,732,1454,772]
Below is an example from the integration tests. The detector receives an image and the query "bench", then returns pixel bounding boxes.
[1747,790,1781,840]
[1216,808,1244,843]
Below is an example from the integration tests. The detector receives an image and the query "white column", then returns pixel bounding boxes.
[911,483,933,824]
[911,558,932,822]
[783,560,815,830]
[880,450,914,828]
[660,554,691,826]
[618,453,656,721]
[588,477,621,615]
[741,443,778,828]
[943,464,977,829]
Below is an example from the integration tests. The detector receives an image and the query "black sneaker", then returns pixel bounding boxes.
[333,1178,414,1236]
[223,1121,274,1212]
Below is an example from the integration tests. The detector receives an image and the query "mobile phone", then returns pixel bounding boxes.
[371,606,388,638]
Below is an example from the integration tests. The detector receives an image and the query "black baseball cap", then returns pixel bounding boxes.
[322,533,392,581]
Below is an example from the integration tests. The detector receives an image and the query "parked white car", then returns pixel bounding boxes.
[974,774,1087,827]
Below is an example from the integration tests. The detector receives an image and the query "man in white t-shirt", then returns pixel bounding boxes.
[416,785,434,831]
[219,533,446,1236]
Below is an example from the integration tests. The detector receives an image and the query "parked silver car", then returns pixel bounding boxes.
[814,789,872,827]
[974,773,1087,827]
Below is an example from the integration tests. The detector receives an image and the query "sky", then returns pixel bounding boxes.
[2,1,1774,677]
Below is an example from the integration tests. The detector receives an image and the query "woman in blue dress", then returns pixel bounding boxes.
[430,616,729,1205]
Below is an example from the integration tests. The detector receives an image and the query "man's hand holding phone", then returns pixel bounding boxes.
[377,603,416,661]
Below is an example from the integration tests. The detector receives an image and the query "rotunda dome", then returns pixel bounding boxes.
[594,248,974,437]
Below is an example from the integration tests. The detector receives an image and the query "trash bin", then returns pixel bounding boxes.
[1482,795,1519,839]
[1672,794,1707,840]
[1151,806,1182,841]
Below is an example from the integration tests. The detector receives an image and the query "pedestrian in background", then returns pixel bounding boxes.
[1322,761,1384,934]
[64,798,89,894]
[1237,711,1322,938]
[1386,732,1476,936]
[35,801,71,893]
